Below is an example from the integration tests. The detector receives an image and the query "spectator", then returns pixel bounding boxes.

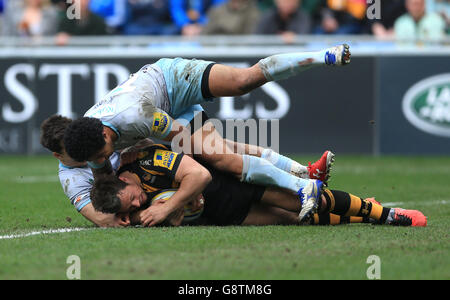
[394,0,446,42]
[427,0,450,34]
[255,0,312,43]
[314,0,367,34]
[56,0,108,45]
[2,0,59,37]
[258,0,320,14]
[202,0,260,35]
[302,0,322,15]
[257,0,275,12]
[123,0,178,35]
[0,0,4,34]
[169,0,226,36]
[89,0,127,32]
[368,0,406,39]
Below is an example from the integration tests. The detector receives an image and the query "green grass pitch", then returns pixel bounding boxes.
[0,154,449,280]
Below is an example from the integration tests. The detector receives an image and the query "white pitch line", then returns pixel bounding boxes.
[380,200,449,207]
[0,228,90,240]
[12,175,59,183]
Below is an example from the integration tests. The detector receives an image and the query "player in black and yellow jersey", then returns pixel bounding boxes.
[90,144,427,227]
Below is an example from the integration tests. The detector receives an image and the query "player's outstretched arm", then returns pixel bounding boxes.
[80,203,129,228]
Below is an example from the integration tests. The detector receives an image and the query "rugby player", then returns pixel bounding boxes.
[40,115,124,227]
[90,144,427,227]
[40,115,334,227]
[63,45,351,223]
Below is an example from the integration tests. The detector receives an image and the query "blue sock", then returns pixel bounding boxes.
[241,155,310,193]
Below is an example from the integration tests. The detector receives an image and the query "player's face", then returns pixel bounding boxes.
[276,0,299,16]
[117,183,148,213]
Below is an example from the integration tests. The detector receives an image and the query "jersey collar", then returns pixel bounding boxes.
[102,121,121,139]
[59,162,88,169]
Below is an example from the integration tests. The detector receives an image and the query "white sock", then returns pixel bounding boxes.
[241,154,310,193]
[261,149,309,179]
[258,50,327,81]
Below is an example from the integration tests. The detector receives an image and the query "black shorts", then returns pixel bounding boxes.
[192,167,266,226]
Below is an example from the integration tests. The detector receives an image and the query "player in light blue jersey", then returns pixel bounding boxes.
[40,115,156,227]
[64,45,351,225]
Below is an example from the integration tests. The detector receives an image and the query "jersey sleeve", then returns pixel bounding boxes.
[71,193,92,212]
[149,110,173,140]
[59,169,93,212]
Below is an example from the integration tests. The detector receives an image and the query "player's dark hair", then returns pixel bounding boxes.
[63,117,106,162]
[90,175,127,214]
[40,115,72,154]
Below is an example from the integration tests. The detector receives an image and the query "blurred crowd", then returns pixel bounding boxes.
[0,0,448,44]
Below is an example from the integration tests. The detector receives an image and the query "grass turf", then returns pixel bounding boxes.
[0,154,449,280]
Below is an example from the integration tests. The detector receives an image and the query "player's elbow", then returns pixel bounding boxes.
[196,167,212,189]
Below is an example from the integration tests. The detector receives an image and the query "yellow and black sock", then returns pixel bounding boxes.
[321,189,391,223]
[310,213,369,225]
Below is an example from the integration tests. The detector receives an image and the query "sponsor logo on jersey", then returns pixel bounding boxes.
[139,159,153,166]
[402,74,450,137]
[153,149,177,170]
[152,112,170,136]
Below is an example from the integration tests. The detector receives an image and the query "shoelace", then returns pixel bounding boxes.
[297,188,305,205]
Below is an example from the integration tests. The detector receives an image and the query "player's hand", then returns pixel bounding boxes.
[189,194,204,212]
[140,202,171,227]
[96,213,129,228]
[166,208,184,227]
[116,212,130,227]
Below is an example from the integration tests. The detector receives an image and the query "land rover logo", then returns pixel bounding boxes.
[402,74,450,137]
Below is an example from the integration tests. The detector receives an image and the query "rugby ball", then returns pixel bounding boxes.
[151,189,204,222]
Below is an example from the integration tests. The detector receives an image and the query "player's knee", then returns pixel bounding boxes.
[208,153,242,177]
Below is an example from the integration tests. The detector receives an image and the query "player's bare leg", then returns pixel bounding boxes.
[242,203,300,226]
[190,123,244,178]
[259,185,323,224]
[224,140,264,157]
[208,44,351,97]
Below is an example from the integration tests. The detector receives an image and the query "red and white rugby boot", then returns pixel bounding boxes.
[366,197,381,206]
[307,151,335,186]
[387,208,427,227]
